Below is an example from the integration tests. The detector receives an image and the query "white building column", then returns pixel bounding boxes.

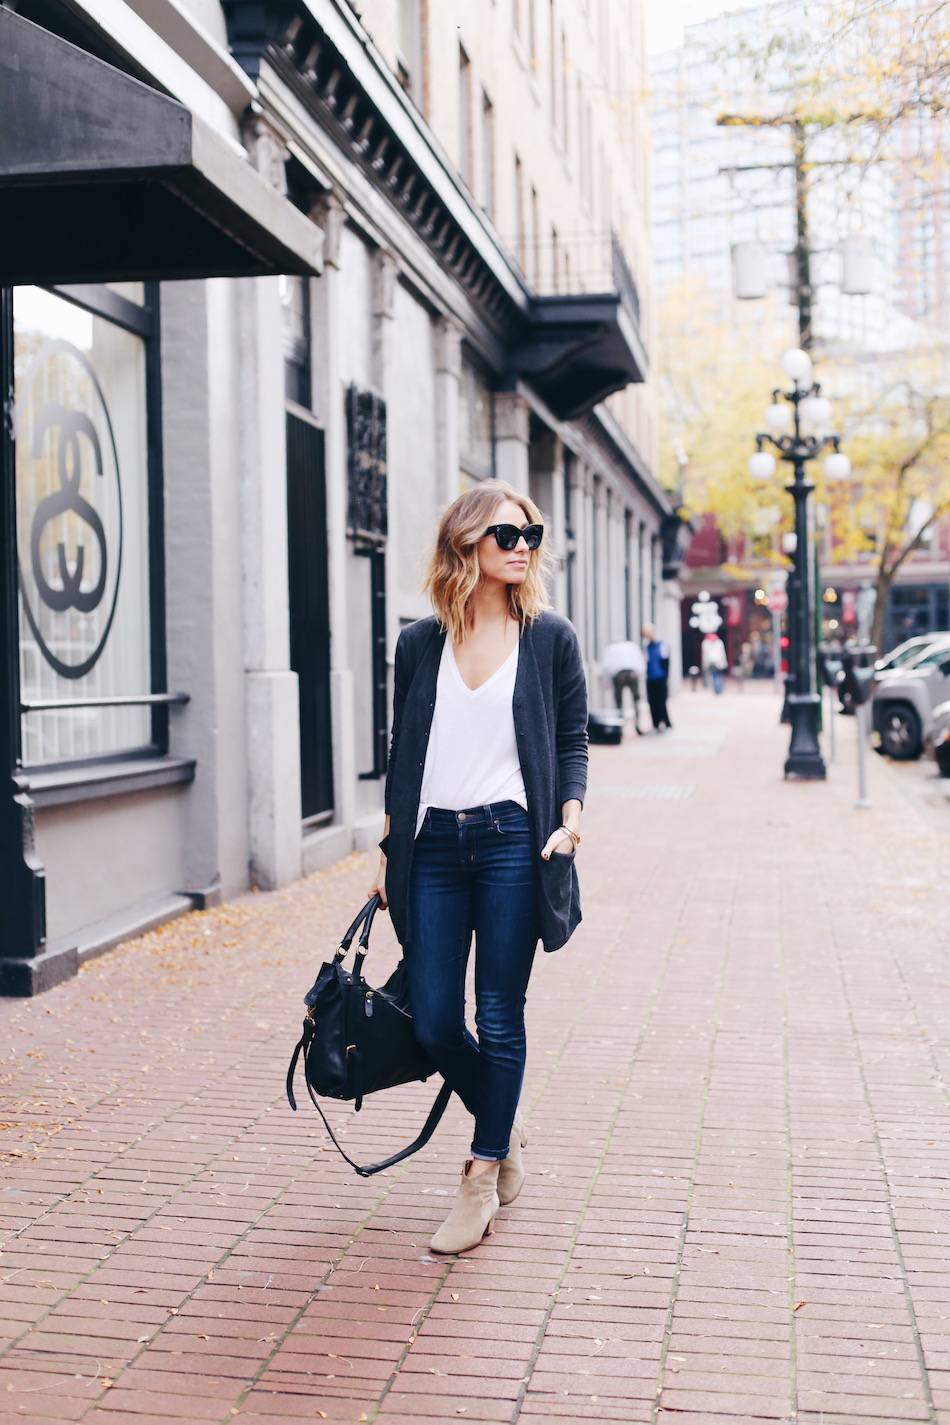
[662,579,685,695]
[593,479,609,663]
[365,247,399,851]
[161,282,232,900]
[626,506,640,642]
[639,519,651,634]
[312,195,356,846]
[494,391,530,492]
[236,272,302,889]
[434,316,462,509]
[581,466,596,665]
[607,490,626,642]
[547,437,568,614]
[565,457,585,651]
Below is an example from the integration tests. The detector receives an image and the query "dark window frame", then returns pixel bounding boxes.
[5,279,170,775]
[345,383,389,781]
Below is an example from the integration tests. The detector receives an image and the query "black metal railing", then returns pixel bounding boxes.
[610,232,641,327]
[502,227,641,325]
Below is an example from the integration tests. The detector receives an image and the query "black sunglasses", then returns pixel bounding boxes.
[483,523,544,552]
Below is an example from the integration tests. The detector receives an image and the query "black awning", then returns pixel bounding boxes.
[510,293,649,422]
[0,7,322,283]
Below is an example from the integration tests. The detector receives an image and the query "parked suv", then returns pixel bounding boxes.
[872,635,950,760]
[874,634,946,678]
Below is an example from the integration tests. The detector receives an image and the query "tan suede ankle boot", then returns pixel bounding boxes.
[430,1160,500,1254]
[497,1112,528,1206]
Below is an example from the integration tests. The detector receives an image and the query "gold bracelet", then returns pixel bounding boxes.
[560,824,581,848]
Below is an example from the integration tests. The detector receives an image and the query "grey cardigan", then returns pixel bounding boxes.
[380,610,589,953]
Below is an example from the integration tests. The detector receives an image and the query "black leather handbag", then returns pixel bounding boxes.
[286,893,452,1177]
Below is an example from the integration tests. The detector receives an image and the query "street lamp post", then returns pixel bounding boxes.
[749,348,850,780]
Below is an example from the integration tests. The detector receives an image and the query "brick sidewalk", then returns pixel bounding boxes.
[2,689,949,1425]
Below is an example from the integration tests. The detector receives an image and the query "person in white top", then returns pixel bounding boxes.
[414,634,527,837]
[701,633,728,695]
[368,480,588,1256]
[600,639,646,734]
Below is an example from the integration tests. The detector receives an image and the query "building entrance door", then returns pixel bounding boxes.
[286,411,334,822]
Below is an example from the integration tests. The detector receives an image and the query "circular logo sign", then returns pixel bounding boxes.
[15,338,124,680]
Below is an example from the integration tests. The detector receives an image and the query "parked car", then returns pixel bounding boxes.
[873,634,945,677]
[872,636,950,760]
[925,700,950,778]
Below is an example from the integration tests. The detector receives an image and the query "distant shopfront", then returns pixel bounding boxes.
[820,581,949,651]
[680,585,780,680]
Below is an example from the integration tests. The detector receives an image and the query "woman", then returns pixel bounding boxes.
[368,480,588,1254]
[701,632,728,695]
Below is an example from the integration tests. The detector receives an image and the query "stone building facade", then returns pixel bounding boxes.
[0,0,682,994]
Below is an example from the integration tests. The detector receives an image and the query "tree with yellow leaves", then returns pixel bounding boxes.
[656,0,949,651]
[657,274,797,550]
[658,275,950,653]
[827,347,950,650]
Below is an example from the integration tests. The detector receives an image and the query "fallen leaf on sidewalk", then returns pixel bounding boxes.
[793,1300,807,1312]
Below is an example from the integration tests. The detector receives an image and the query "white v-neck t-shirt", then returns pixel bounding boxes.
[415,634,527,838]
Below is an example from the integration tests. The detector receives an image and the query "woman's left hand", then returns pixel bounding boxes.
[541,828,577,860]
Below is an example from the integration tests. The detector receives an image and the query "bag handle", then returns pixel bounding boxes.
[334,893,382,981]
[337,893,381,955]
[286,1019,453,1177]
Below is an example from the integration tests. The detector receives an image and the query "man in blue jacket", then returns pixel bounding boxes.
[642,623,673,732]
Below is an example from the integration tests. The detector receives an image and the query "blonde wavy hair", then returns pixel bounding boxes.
[423,479,555,643]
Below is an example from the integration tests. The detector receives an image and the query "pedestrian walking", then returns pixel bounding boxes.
[370,479,589,1255]
[600,638,646,733]
[642,623,673,731]
[701,632,728,695]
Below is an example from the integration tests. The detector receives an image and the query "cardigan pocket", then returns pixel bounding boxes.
[539,847,574,919]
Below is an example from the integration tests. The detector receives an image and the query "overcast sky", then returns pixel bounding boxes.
[646,0,749,53]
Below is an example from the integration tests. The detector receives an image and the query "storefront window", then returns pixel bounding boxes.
[13,286,156,765]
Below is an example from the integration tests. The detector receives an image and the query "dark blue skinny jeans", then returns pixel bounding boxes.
[407,800,539,1161]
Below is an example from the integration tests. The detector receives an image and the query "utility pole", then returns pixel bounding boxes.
[717,113,818,721]
[717,112,818,345]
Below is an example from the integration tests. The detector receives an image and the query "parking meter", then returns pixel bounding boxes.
[818,645,843,691]
[837,646,877,809]
[837,648,875,708]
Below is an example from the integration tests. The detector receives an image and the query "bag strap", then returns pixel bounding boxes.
[286,1019,453,1177]
[337,893,381,958]
[334,894,382,984]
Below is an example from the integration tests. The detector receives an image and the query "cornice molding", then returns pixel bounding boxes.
[221,0,653,425]
[222,0,525,336]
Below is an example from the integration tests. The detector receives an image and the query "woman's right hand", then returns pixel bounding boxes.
[368,855,388,908]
